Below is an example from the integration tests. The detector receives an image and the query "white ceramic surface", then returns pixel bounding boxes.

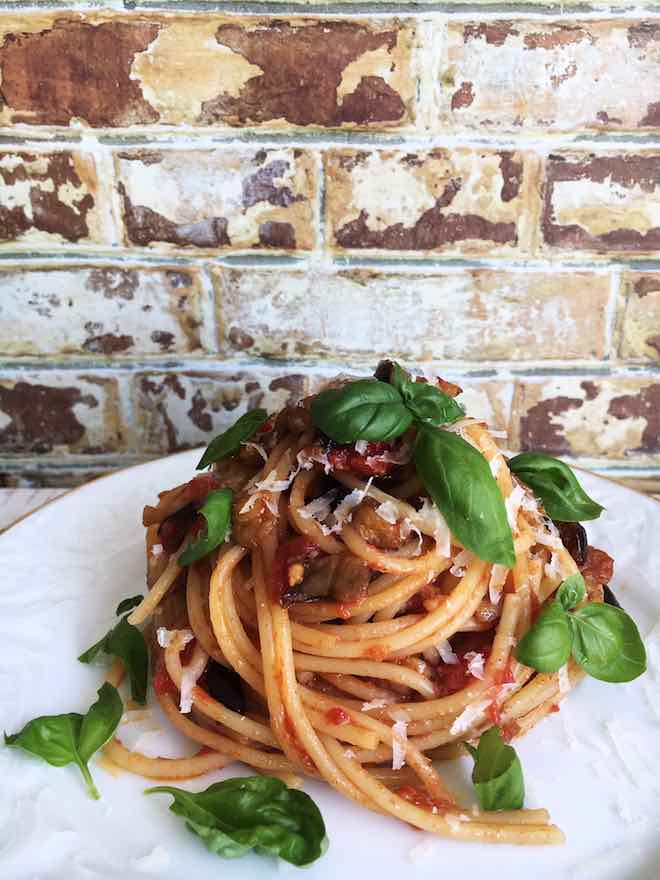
[1,450,659,880]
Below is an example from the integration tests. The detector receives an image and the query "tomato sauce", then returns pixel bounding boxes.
[397,785,453,814]
[326,442,397,478]
[325,707,351,726]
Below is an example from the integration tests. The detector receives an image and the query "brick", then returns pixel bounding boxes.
[440,20,660,133]
[133,370,309,454]
[620,274,660,361]
[116,148,317,252]
[218,267,610,361]
[0,264,212,358]
[0,150,110,246]
[542,152,660,254]
[325,149,530,256]
[0,372,122,456]
[512,376,660,460]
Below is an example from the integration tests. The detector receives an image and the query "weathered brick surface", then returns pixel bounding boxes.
[0,265,212,357]
[115,148,317,252]
[133,370,309,454]
[325,149,531,256]
[620,274,660,361]
[512,377,660,460]
[218,267,610,361]
[0,373,122,456]
[0,150,110,246]
[440,20,660,133]
[542,153,660,254]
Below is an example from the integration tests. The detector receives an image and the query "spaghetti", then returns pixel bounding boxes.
[109,365,620,846]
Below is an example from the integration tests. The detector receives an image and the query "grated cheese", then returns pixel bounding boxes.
[156,627,193,649]
[180,665,202,714]
[254,468,295,494]
[330,478,374,533]
[450,700,491,736]
[409,498,451,557]
[505,484,526,532]
[488,564,508,604]
[558,664,571,695]
[437,640,459,665]
[391,719,408,770]
[362,698,387,711]
[343,748,356,759]
[151,543,163,558]
[242,440,268,461]
[450,549,474,577]
[133,845,171,873]
[297,448,331,475]
[375,500,399,525]
[445,814,467,833]
[355,439,369,455]
[545,552,564,581]
[534,519,563,550]
[489,455,503,478]
[465,651,485,680]
[298,490,338,525]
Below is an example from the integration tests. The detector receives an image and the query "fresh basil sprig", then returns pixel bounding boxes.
[79,603,149,704]
[146,776,327,866]
[311,379,412,443]
[197,409,268,470]
[4,683,122,799]
[414,425,515,567]
[465,727,524,811]
[179,488,233,567]
[515,573,646,683]
[390,363,464,427]
[508,453,603,522]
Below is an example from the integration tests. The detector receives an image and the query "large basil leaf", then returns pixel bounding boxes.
[179,488,233,567]
[556,573,586,612]
[4,683,122,799]
[197,409,268,470]
[414,426,515,567]
[465,727,524,811]
[571,603,646,683]
[515,602,572,673]
[311,380,412,444]
[79,614,149,705]
[390,363,464,427]
[508,453,603,522]
[146,776,327,866]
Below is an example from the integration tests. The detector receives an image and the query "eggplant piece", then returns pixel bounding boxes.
[203,661,246,714]
[603,585,623,610]
[282,554,370,607]
[554,521,588,566]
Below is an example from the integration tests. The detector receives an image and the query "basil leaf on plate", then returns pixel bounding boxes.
[570,603,646,683]
[508,453,604,522]
[79,615,149,705]
[465,727,524,811]
[311,379,412,444]
[414,425,515,567]
[197,409,268,470]
[4,683,122,799]
[146,776,328,866]
[515,601,572,673]
[179,488,233,568]
[116,594,143,615]
[556,573,586,613]
[390,362,464,427]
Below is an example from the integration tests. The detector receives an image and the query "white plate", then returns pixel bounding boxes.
[1,451,659,880]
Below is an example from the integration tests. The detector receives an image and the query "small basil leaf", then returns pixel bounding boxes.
[508,453,604,522]
[116,595,143,616]
[389,362,464,427]
[179,489,233,568]
[414,426,515,567]
[571,604,646,683]
[197,409,268,470]
[79,617,149,705]
[467,727,524,811]
[311,379,412,444]
[4,683,122,799]
[515,602,572,673]
[556,573,586,613]
[146,776,328,866]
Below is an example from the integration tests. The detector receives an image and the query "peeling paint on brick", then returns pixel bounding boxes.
[542,153,660,253]
[217,267,609,361]
[116,148,316,252]
[0,265,211,357]
[620,273,660,361]
[326,149,528,255]
[441,20,660,133]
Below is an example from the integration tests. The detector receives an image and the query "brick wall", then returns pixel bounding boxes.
[0,8,659,493]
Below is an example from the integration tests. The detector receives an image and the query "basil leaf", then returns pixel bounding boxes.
[311,379,412,444]
[116,594,143,615]
[414,426,515,567]
[515,602,572,672]
[197,409,268,470]
[466,727,524,811]
[556,573,586,612]
[390,362,464,427]
[571,604,646,683]
[179,488,233,568]
[4,683,122,799]
[79,616,149,705]
[508,453,604,522]
[146,776,328,866]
